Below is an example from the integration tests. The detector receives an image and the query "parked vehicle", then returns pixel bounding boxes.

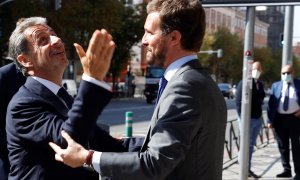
[218,83,234,99]
[231,85,237,98]
[144,66,164,104]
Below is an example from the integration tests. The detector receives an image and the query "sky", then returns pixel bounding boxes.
[294,6,300,44]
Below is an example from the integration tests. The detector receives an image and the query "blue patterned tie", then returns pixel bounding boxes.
[57,87,74,109]
[283,83,290,111]
[155,76,168,105]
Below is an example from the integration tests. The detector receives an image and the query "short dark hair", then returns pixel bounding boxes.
[147,0,206,51]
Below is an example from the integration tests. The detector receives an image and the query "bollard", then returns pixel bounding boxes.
[125,111,133,137]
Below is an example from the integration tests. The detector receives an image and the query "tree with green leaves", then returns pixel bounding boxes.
[0,0,49,65]
[199,28,243,84]
[0,0,146,90]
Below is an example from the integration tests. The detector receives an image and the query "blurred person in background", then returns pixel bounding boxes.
[0,18,28,180]
[268,64,300,180]
[0,60,26,180]
[236,61,265,178]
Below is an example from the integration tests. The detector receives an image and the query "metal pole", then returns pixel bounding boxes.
[239,6,255,180]
[125,111,133,137]
[282,6,294,66]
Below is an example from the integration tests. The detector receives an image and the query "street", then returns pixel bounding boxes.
[97,96,273,167]
[97,97,239,137]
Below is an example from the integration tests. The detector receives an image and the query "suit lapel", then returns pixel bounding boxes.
[24,77,69,117]
[140,60,201,152]
[275,82,283,100]
[155,60,201,109]
[294,79,300,105]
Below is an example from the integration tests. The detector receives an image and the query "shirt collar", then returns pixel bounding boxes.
[283,80,294,86]
[32,76,61,95]
[164,54,197,81]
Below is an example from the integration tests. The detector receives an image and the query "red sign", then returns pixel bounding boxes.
[244,51,252,57]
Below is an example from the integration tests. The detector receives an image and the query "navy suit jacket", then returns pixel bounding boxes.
[6,77,113,180]
[236,79,265,118]
[267,78,300,124]
[0,63,26,179]
[99,60,227,180]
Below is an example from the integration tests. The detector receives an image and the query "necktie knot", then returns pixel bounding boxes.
[57,87,74,109]
[155,76,168,105]
[283,83,290,111]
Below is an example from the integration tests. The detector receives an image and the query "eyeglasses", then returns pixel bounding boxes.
[282,72,291,75]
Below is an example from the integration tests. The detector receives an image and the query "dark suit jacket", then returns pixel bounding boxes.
[236,79,265,118]
[6,77,113,180]
[0,63,26,179]
[99,60,227,180]
[267,79,300,124]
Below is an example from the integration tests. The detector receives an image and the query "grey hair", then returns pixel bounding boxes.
[8,17,47,76]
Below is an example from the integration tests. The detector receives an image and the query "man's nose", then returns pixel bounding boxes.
[50,35,62,46]
[142,33,148,46]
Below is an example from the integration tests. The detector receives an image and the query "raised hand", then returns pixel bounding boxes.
[74,29,115,81]
[49,130,89,168]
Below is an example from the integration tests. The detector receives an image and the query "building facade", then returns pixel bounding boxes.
[256,6,285,53]
[204,7,269,48]
[293,42,300,60]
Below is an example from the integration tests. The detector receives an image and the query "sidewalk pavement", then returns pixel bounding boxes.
[223,140,295,180]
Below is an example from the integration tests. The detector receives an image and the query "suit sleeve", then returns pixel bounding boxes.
[0,70,6,129]
[89,124,144,152]
[261,82,266,100]
[235,81,242,117]
[9,80,112,147]
[99,77,213,179]
[0,70,7,151]
[267,83,276,124]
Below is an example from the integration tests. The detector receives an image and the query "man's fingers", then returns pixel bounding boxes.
[102,41,116,64]
[96,29,108,54]
[55,153,64,162]
[87,30,101,54]
[49,142,63,154]
[97,29,111,54]
[88,29,112,58]
[74,43,86,60]
[61,130,74,144]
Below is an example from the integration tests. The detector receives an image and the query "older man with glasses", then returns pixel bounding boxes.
[268,64,300,180]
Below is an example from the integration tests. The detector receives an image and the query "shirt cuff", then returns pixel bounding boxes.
[92,151,102,173]
[82,74,112,92]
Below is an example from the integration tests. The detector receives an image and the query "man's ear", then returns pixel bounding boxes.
[169,30,181,46]
[17,54,33,67]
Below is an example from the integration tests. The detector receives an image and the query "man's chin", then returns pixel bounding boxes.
[60,56,68,63]
[146,58,154,66]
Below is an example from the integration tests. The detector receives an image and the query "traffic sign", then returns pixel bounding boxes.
[201,0,300,7]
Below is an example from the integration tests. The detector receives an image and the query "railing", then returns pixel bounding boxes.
[223,112,275,169]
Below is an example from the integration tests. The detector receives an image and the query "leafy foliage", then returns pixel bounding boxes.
[0,0,146,83]
[200,28,243,84]
[199,27,300,86]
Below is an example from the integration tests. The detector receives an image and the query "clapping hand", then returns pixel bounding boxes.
[74,29,115,81]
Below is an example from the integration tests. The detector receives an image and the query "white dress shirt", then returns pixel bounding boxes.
[278,81,300,114]
[33,74,111,94]
[32,74,111,109]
